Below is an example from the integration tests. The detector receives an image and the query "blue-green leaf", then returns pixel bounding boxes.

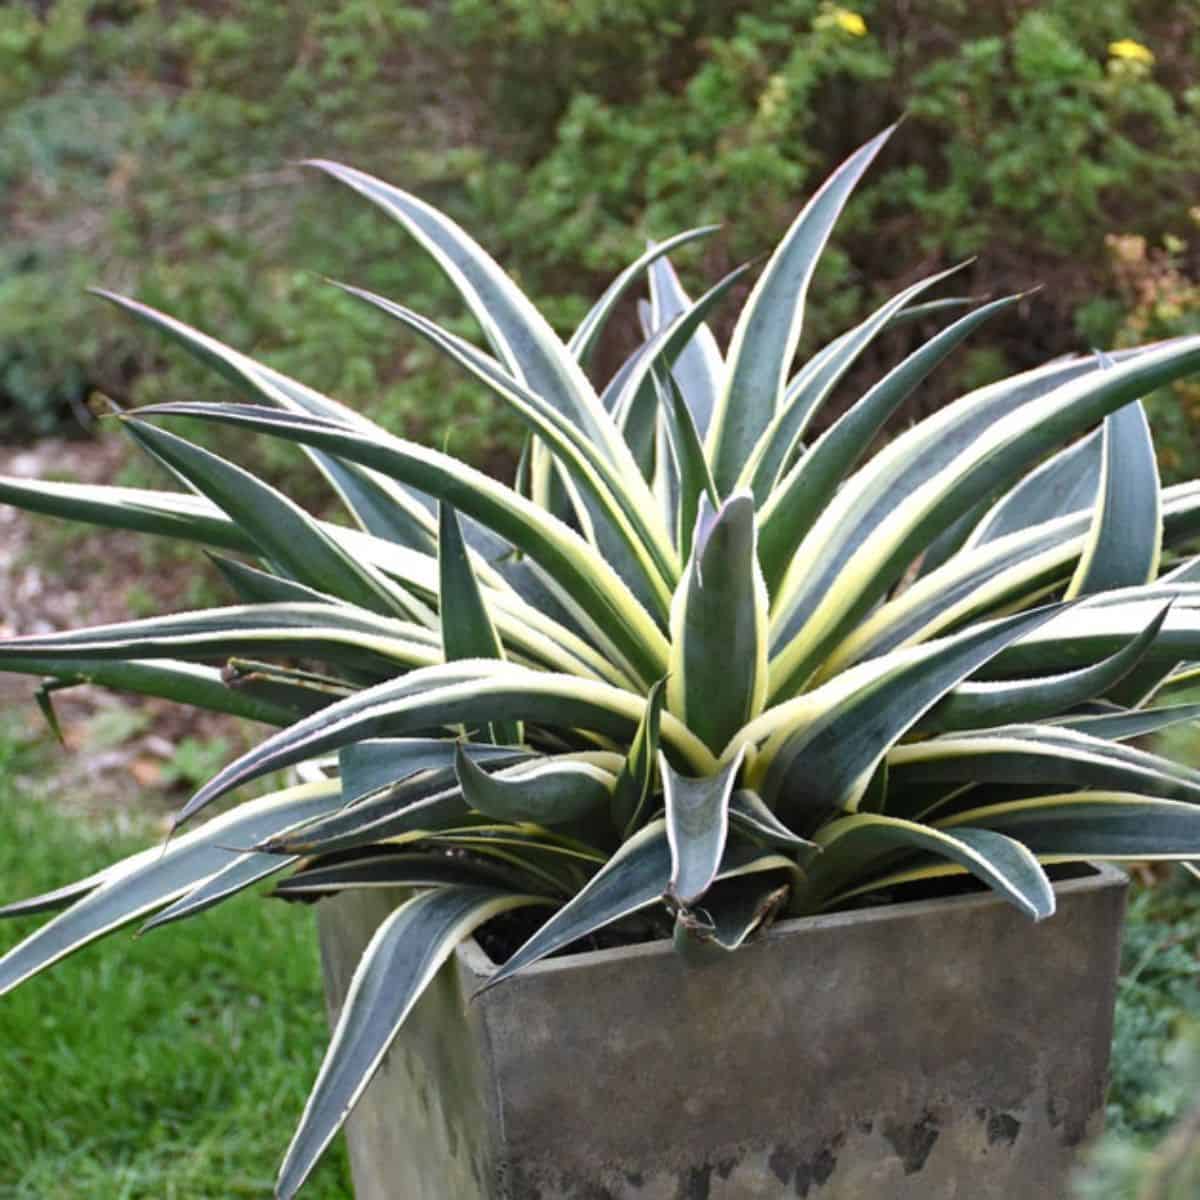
[610,679,667,837]
[662,750,745,907]
[1066,399,1161,597]
[569,226,718,367]
[667,493,768,754]
[754,606,1060,825]
[123,419,432,625]
[757,291,1021,547]
[706,127,895,494]
[0,780,341,995]
[645,249,725,439]
[275,886,550,1199]
[454,745,614,826]
[799,814,1055,920]
[918,605,1168,733]
[439,504,519,744]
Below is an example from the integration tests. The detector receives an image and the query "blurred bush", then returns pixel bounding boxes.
[1077,1032,1200,1199]
[1074,868,1200,1198]
[3,0,1200,472]
[1104,231,1200,485]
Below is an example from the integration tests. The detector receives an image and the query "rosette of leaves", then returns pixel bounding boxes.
[6,127,1200,1197]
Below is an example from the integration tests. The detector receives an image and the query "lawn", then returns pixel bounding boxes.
[0,725,352,1199]
[1,718,1198,1198]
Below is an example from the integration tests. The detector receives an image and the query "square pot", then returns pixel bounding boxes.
[316,863,1127,1199]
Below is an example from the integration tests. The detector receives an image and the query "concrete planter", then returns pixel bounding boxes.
[317,863,1127,1199]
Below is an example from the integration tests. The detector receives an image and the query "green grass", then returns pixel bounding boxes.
[2,719,1199,1198]
[0,729,352,1199]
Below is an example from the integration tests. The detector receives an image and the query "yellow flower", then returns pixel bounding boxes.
[834,8,868,37]
[1108,39,1154,65]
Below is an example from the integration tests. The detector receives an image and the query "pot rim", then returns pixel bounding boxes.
[457,859,1128,981]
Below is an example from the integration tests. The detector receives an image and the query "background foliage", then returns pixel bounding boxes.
[4,0,1200,480]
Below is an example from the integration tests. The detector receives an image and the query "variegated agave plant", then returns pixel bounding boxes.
[5,127,1200,1196]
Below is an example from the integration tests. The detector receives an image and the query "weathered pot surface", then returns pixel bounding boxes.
[317,863,1127,1199]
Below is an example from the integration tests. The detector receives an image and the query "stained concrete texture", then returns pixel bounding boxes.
[318,863,1127,1199]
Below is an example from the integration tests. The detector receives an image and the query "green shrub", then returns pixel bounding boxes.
[4,1,1200,463]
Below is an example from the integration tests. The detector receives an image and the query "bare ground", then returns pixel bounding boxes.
[0,436,266,822]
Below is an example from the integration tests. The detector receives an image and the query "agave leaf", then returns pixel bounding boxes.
[917,605,1169,733]
[0,656,301,726]
[174,662,716,829]
[758,291,1022,545]
[0,469,601,679]
[340,738,523,807]
[672,872,792,958]
[604,261,754,424]
[606,263,757,493]
[439,504,520,744]
[263,774,473,857]
[668,493,768,754]
[106,289,526,574]
[992,724,1200,786]
[1152,665,1200,702]
[741,261,972,503]
[454,744,615,826]
[939,791,1200,859]
[762,348,1172,627]
[775,300,973,479]
[123,419,433,625]
[568,226,719,367]
[275,885,550,1200]
[728,789,817,854]
[888,726,1200,823]
[139,849,298,933]
[271,851,531,898]
[916,496,998,580]
[309,458,439,553]
[749,606,1060,825]
[662,749,745,907]
[97,290,443,554]
[133,402,670,686]
[765,346,1168,604]
[0,603,439,678]
[0,473,250,551]
[1102,559,1190,712]
[0,779,341,996]
[962,429,1103,552]
[645,248,725,439]
[650,391,680,535]
[356,532,631,686]
[304,161,647,481]
[207,555,340,607]
[824,476,1200,675]
[822,512,1087,674]
[1066,399,1161,598]
[707,126,895,495]
[797,814,1055,920]
[987,596,1200,676]
[220,659,354,718]
[0,470,477,617]
[610,679,667,837]
[336,282,678,609]
[427,822,608,861]
[476,820,671,993]
[0,871,120,920]
[1163,555,1200,583]
[654,366,718,560]
[767,337,1200,697]
[1055,703,1200,741]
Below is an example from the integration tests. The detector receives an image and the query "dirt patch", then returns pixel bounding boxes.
[0,436,268,819]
